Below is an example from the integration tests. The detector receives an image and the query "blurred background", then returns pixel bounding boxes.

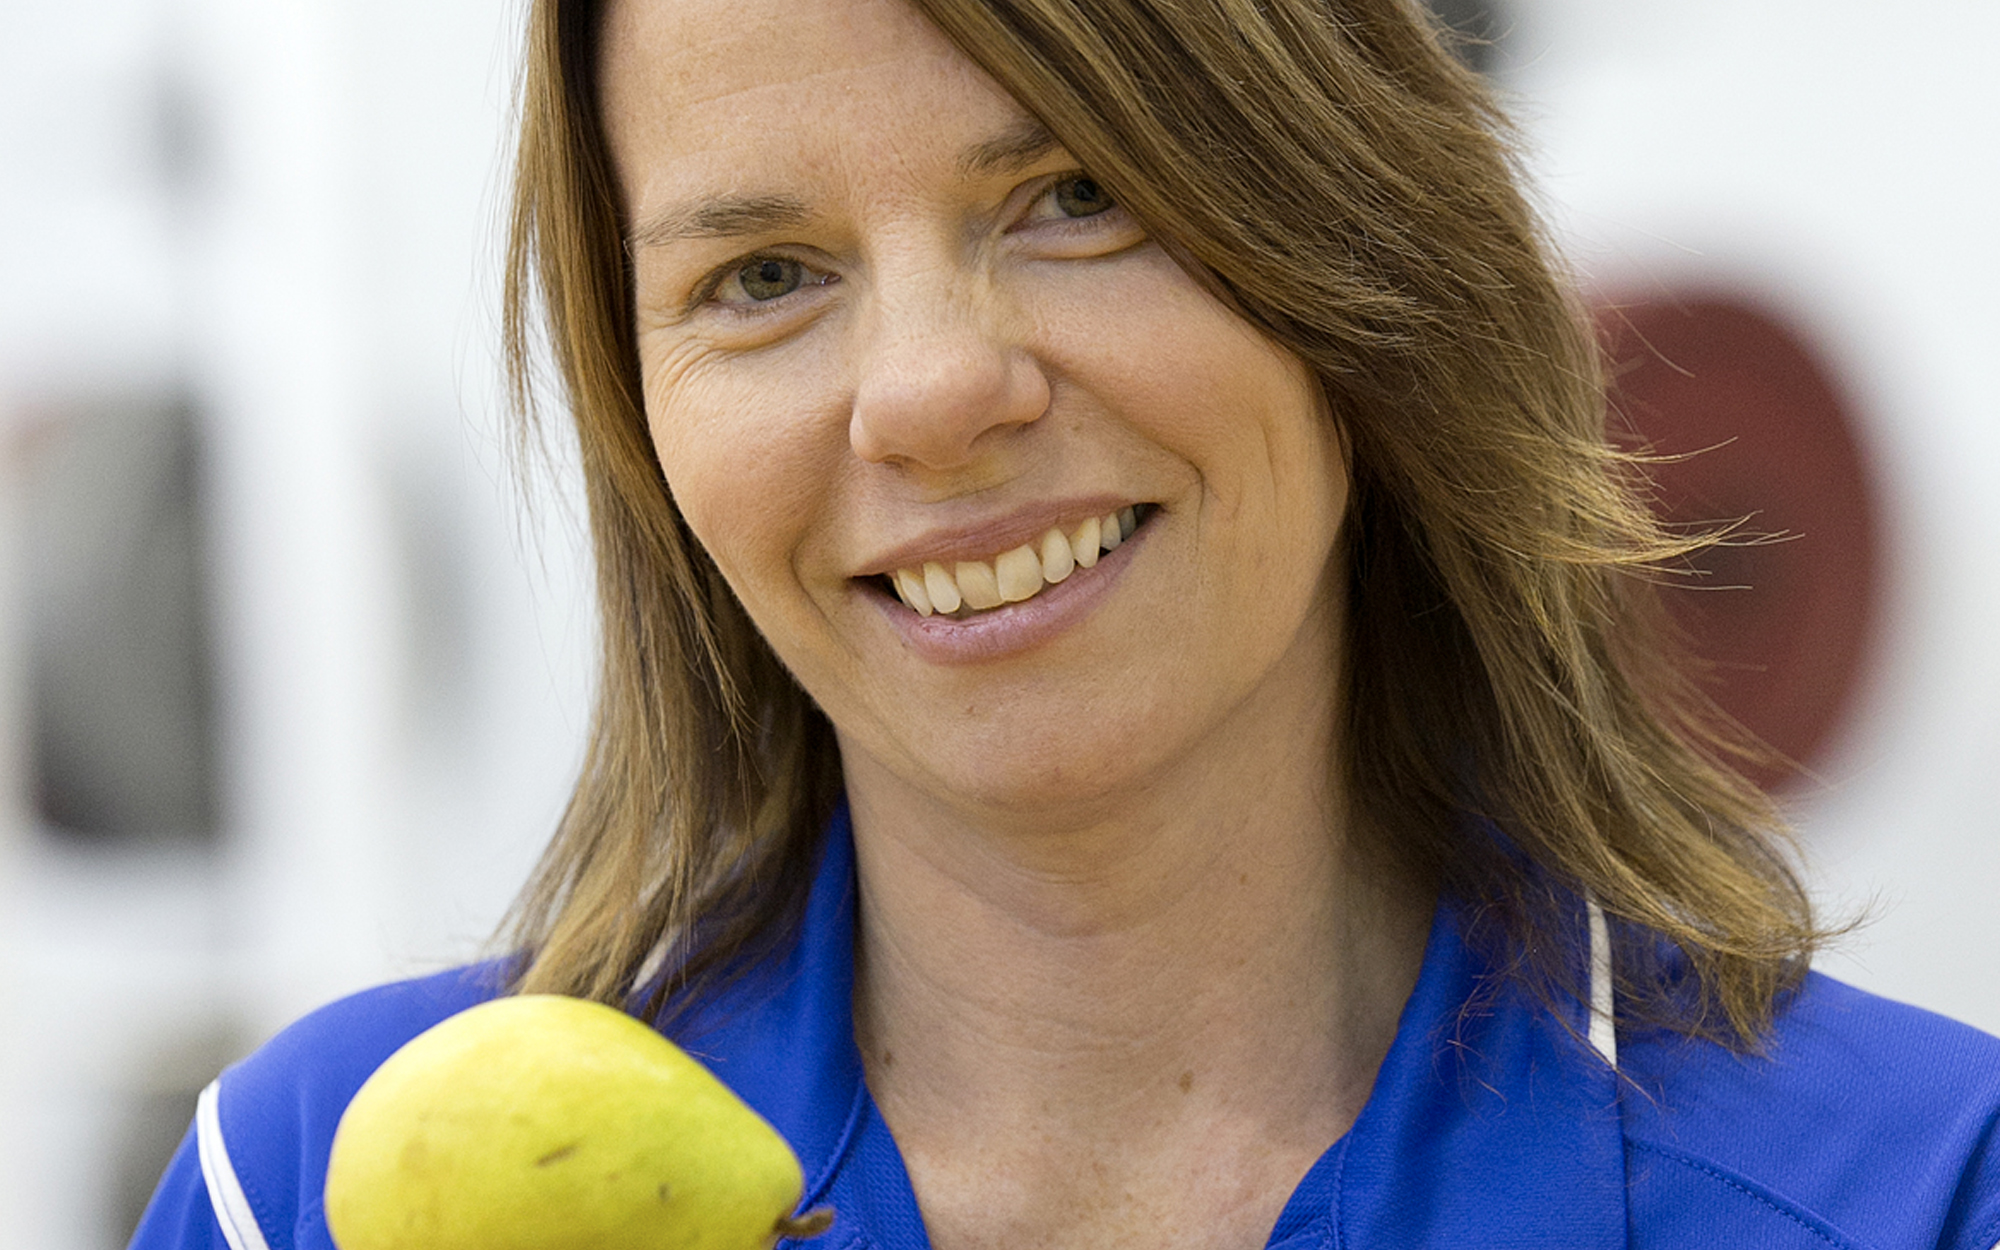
[0,0,1994,1245]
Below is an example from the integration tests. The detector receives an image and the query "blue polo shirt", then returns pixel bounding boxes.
[133,807,2000,1249]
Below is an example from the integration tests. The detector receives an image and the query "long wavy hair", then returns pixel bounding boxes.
[501,0,1827,1047]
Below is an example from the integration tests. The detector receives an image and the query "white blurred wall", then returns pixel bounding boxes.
[0,1,1993,1248]
[0,1,592,1247]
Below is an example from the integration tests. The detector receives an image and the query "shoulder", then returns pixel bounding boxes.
[1621,971,2000,1250]
[197,963,508,1250]
[226,962,510,1110]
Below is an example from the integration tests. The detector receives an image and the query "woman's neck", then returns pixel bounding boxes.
[840,652,1433,1249]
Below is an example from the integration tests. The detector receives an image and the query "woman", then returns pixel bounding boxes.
[135,0,2000,1246]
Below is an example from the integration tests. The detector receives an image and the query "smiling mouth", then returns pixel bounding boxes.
[880,505,1153,619]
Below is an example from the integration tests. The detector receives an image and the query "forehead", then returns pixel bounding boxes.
[599,0,1033,204]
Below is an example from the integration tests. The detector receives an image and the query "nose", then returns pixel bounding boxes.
[847,269,1050,472]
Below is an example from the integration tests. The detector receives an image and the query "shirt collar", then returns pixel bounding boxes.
[1324,901,1628,1246]
[676,806,1628,1249]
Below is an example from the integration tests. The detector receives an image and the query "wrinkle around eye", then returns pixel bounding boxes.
[638,272,836,367]
[633,260,842,361]
[1013,206,1147,261]
[638,329,728,406]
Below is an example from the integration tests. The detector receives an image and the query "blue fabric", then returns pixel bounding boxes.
[131,808,2000,1249]
[136,1124,228,1249]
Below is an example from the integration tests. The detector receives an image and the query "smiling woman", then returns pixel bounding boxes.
[130,0,2000,1248]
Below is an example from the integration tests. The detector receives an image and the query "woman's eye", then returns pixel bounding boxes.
[1050,175,1115,219]
[730,257,809,302]
[1014,172,1137,246]
[682,252,837,325]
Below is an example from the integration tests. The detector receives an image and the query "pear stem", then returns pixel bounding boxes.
[773,1207,836,1240]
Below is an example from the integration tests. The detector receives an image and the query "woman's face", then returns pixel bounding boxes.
[601,0,1351,817]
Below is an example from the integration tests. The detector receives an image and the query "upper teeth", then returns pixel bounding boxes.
[890,507,1139,618]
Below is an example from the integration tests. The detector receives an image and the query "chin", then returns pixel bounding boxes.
[837,705,1166,825]
[932,729,1177,827]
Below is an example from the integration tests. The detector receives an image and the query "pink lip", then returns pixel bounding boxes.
[864,513,1151,664]
[856,495,1140,576]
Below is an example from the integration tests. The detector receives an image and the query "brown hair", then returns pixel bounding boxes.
[502,0,1826,1046]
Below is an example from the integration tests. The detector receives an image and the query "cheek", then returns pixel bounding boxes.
[642,355,839,612]
[1038,252,1346,531]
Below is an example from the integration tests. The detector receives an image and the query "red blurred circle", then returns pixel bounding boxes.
[1597,296,1883,792]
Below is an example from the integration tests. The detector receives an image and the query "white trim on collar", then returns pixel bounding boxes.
[196,1078,274,1250]
[1586,899,1617,1066]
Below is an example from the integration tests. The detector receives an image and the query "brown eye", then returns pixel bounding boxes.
[737,257,805,301]
[1052,176,1114,218]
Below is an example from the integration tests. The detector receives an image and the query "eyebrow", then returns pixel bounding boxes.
[625,118,1068,252]
[959,117,1063,178]
[627,194,813,252]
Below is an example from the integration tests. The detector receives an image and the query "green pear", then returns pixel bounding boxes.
[324,994,832,1250]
